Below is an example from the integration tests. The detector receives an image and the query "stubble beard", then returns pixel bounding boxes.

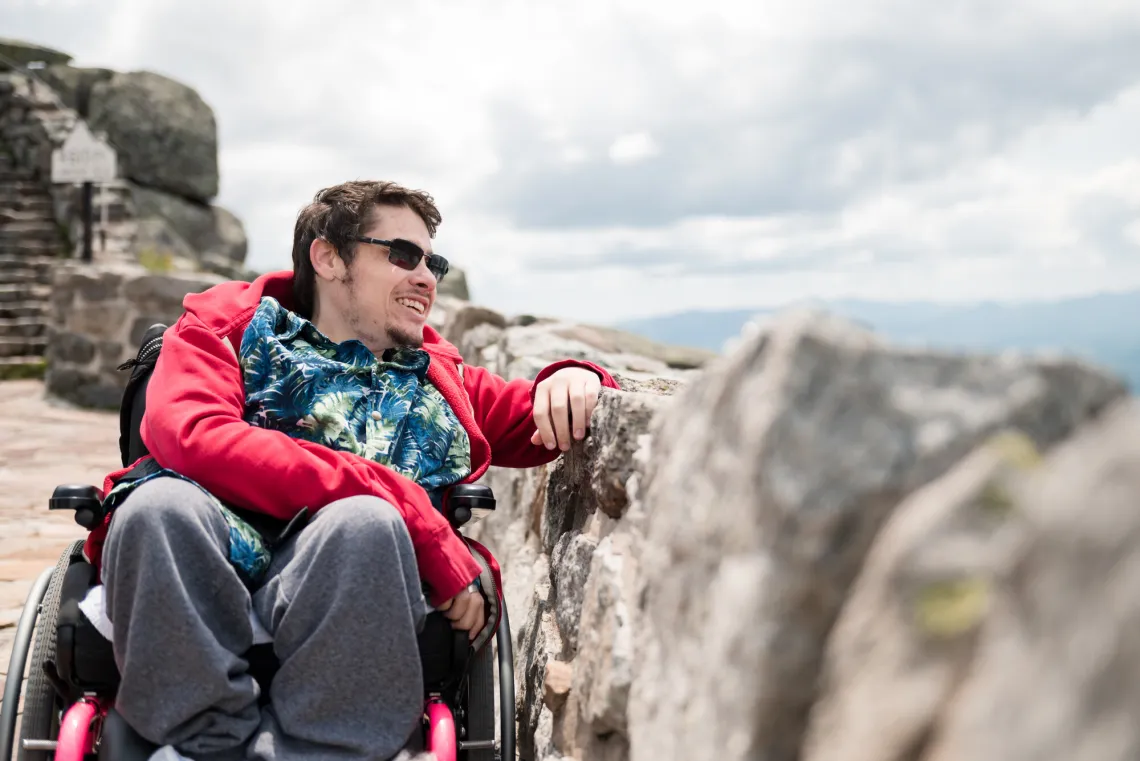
[343,271,423,351]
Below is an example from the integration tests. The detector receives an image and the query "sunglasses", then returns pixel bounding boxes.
[352,236,449,283]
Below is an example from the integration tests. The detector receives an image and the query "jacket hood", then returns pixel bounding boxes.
[181,270,464,363]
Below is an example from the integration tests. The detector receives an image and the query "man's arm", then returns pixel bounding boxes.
[463,359,619,468]
[141,315,482,605]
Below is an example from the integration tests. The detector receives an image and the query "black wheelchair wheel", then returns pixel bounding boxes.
[0,570,51,761]
[463,642,496,761]
[495,606,515,761]
[16,540,85,761]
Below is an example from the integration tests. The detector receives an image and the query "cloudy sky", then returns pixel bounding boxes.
[3,0,1140,323]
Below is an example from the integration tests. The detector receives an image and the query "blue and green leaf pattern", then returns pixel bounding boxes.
[239,297,472,491]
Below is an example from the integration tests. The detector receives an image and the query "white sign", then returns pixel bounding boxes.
[51,122,117,184]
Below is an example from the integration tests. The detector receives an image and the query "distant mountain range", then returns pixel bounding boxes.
[615,290,1140,391]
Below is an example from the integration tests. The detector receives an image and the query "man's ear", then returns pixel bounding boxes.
[310,238,345,282]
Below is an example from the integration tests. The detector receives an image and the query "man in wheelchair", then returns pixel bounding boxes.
[84,181,616,760]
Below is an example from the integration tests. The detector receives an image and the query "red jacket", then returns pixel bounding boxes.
[85,271,617,605]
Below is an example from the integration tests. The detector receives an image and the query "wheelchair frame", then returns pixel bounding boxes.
[2,322,517,760]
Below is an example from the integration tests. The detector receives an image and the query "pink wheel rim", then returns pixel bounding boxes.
[425,698,456,761]
[55,697,102,761]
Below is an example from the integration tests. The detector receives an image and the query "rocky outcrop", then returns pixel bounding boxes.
[0,51,246,269]
[805,401,1140,761]
[0,46,250,383]
[87,70,219,202]
[439,303,1134,761]
[45,263,223,408]
[626,310,1123,761]
[433,298,714,385]
[0,38,71,70]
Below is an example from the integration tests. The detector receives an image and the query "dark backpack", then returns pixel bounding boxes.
[114,323,308,548]
[116,323,168,468]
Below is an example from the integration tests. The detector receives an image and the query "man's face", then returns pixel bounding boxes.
[323,204,437,352]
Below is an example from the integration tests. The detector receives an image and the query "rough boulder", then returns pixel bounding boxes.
[437,302,1137,761]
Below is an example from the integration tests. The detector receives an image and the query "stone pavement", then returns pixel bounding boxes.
[0,380,119,697]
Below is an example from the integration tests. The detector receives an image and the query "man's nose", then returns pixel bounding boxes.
[409,258,436,288]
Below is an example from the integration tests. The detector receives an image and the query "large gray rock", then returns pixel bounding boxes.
[37,65,114,111]
[438,266,469,300]
[802,431,1044,761]
[626,309,1126,761]
[923,400,1140,761]
[464,318,704,383]
[0,38,71,70]
[89,71,219,201]
[574,532,637,737]
[131,184,247,268]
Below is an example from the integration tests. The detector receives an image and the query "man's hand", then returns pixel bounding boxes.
[530,367,602,451]
[438,584,486,641]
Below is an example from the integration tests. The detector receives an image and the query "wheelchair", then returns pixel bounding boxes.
[0,325,516,761]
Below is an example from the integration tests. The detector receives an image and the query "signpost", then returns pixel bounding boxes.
[51,121,116,263]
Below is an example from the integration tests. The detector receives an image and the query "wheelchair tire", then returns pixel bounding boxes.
[17,540,85,761]
[464,643,496,761]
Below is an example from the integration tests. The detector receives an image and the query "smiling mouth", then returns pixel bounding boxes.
[396,297,427,317]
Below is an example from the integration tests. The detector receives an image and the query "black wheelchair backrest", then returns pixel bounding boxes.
[116,324,168,468]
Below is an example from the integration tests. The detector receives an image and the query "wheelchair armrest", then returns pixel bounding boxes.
[442,484,496,530]
[50,484,105,529]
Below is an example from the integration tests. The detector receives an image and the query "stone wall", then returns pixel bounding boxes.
[441,304,1139,761]
[45,263,223,408]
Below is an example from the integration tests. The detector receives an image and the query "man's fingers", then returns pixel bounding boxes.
[438,597,453,612]
[458,597,483,634]
[584,382,600,419]
[443,591,486,640]
[549,378,572,451]
[532,383,556,449]
[468,610,486,641]
[569,382,588,440]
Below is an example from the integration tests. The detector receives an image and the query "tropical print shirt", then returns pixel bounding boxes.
[240,296,472,491]
[104,296,472,587]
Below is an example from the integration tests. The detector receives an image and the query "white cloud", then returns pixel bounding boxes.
[608,132,660,165]
[1,0,1139,323]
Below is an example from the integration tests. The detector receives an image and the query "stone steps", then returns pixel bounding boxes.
[0,219,59,233]
[0,301,46,319]
[0,317,46,338]
[0,207,56,224]
[0,253,57,274]
[0,167,64,365]
[0,180,47,196]
[0,233,63,250]
[0,283,52,303]
[0,196,54,216]
[0,168,36,183]
[0,335,47,357]
[0,197,53,215]
[0,266,53,284]
[0,244,63,260]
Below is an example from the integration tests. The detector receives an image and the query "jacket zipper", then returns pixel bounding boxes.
[116,336,163,371]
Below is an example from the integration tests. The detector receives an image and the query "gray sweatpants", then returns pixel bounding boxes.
[101,477,429,761]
